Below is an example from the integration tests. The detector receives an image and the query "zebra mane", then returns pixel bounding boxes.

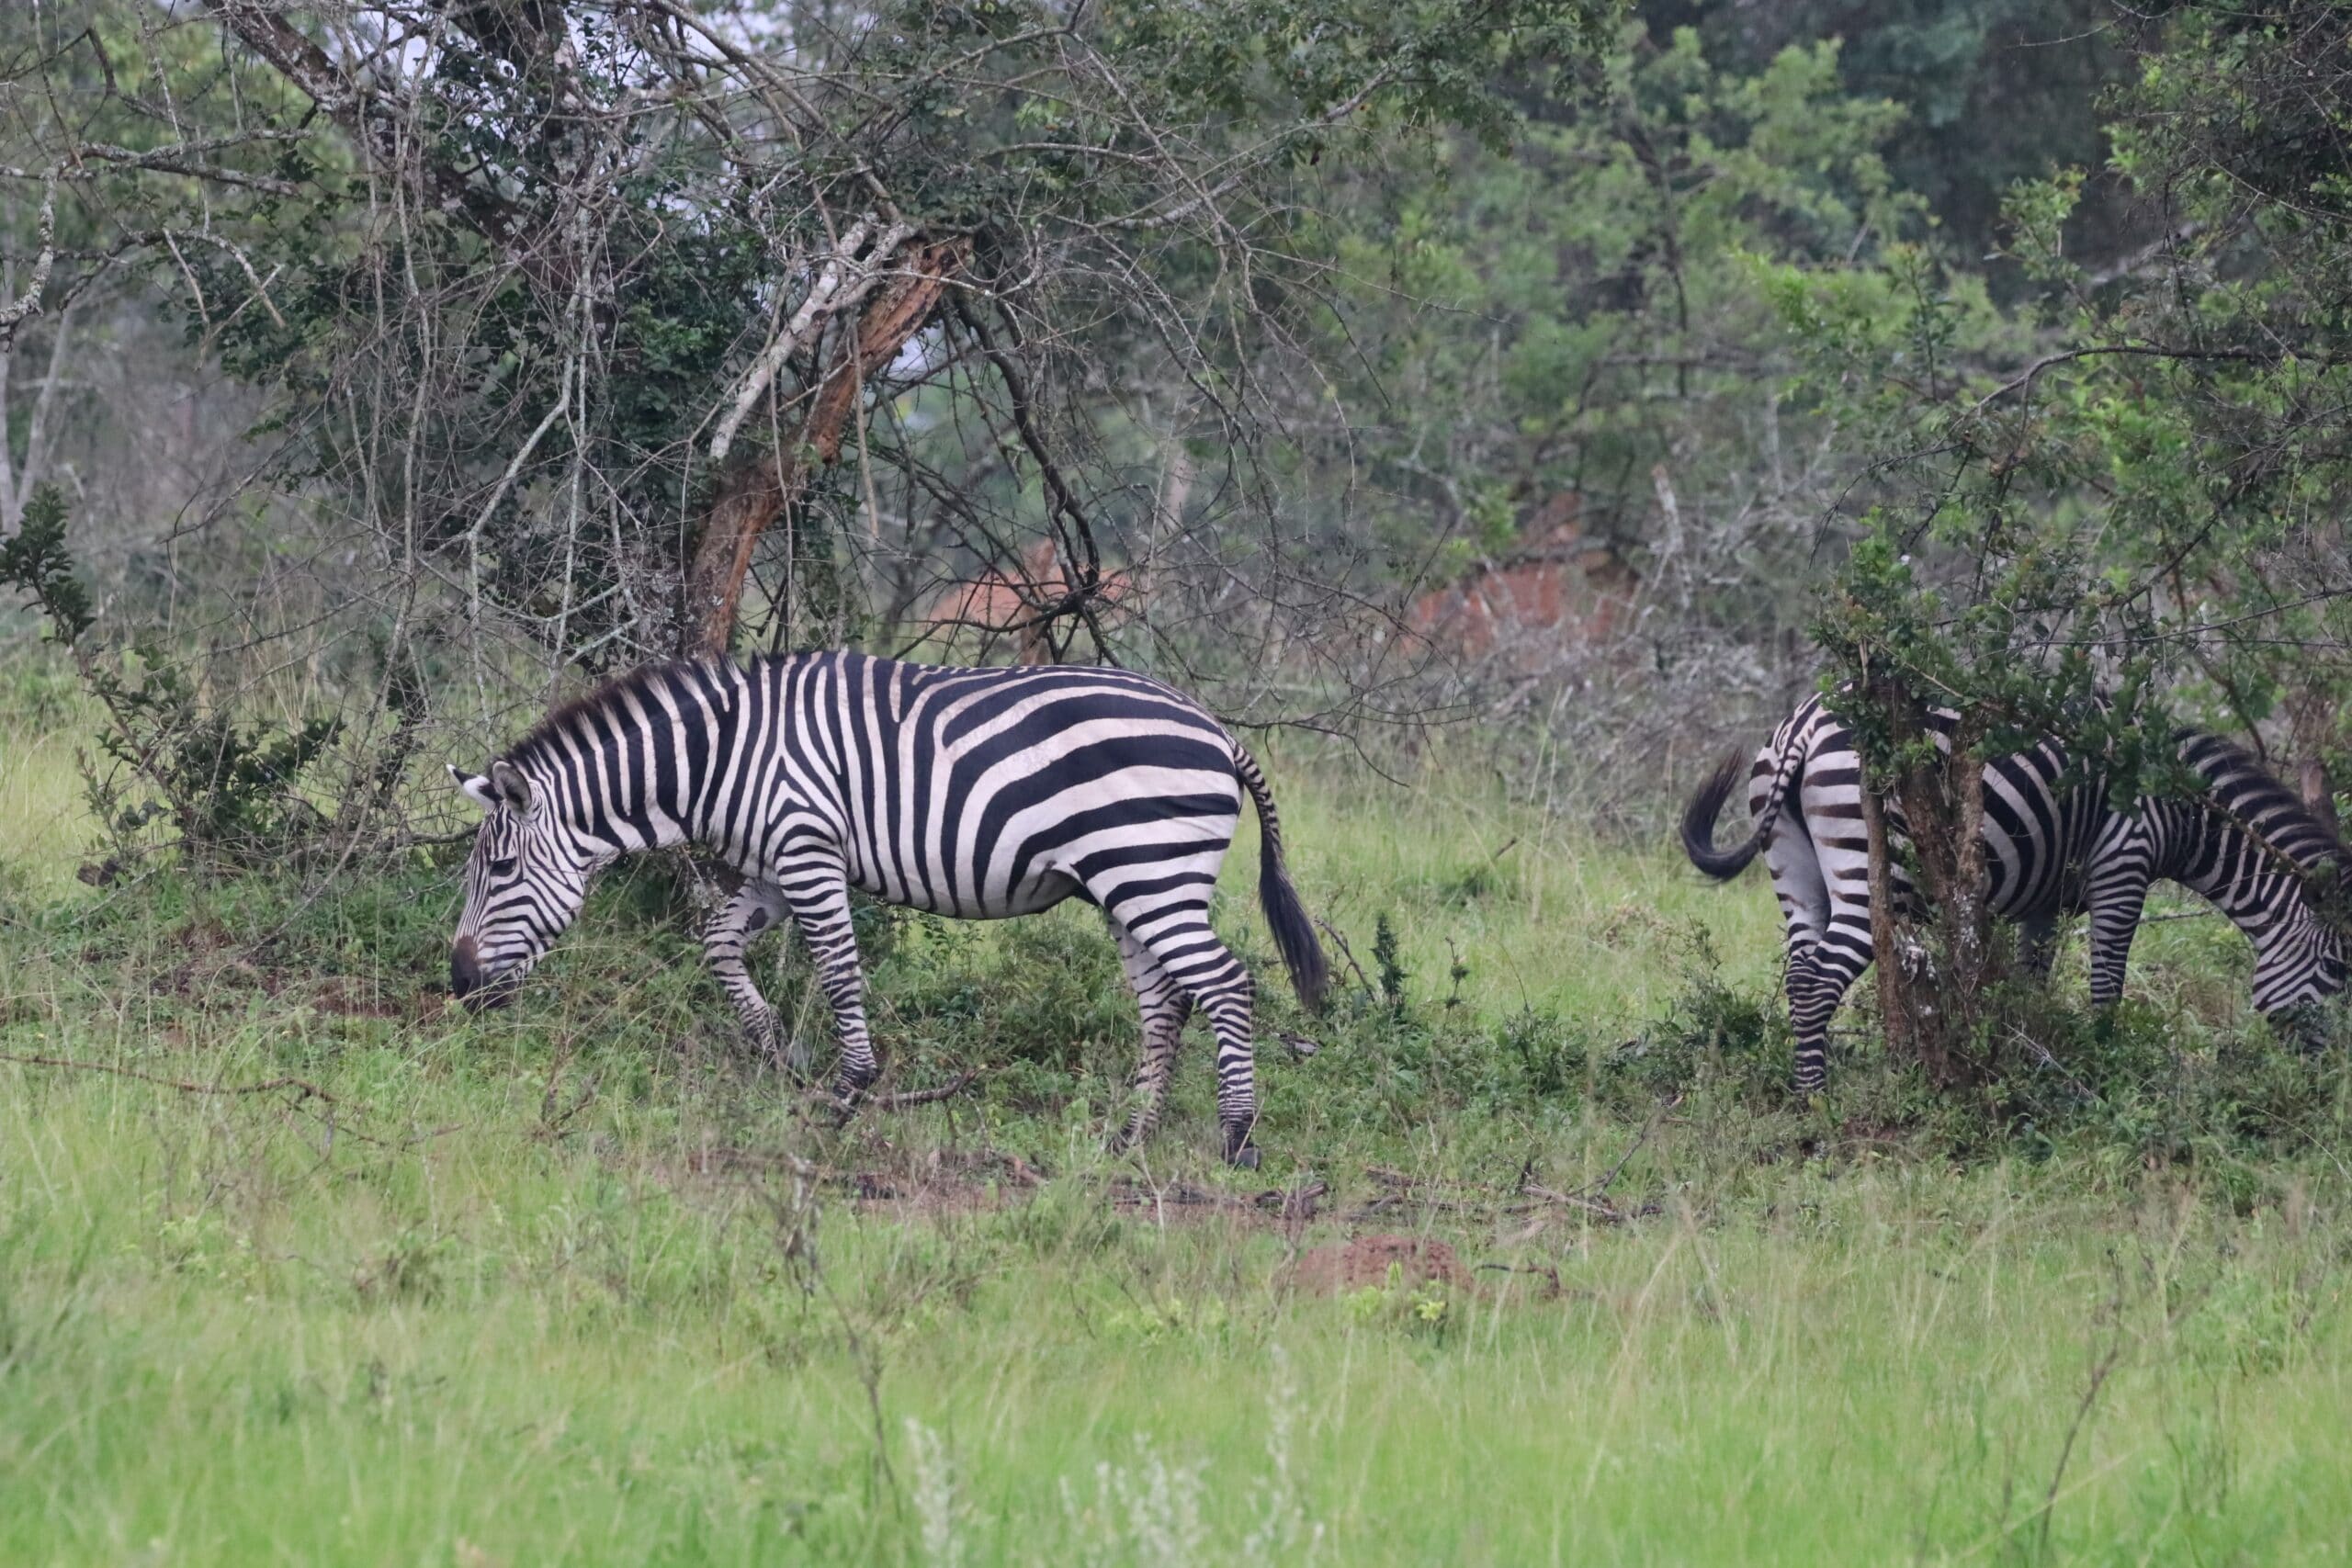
[2177,729,2345,878]
[503,659,730,769]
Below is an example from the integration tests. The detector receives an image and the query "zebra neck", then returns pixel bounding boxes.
[564,660,747,859]
[669,660,749,855]
[2165,806,2314,942]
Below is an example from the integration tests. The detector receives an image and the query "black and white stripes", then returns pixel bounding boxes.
[448,653,1327,1165]
[1683,693,2347,1089]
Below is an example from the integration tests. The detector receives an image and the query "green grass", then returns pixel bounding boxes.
[1277,761,1790,1023]
[6,706,2352,1564]
[0,654,90,902]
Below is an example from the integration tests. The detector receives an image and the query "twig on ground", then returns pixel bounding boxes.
[0,1050,342,1105]
[2027,1259,2129,1559]
[1107,1178,1327,1219]
[1573,1093,1680,1200]
[1488,1185,1633,1222]
[1361,1163,1643,1224]
[1475,1259,1564,1296]
[808,1068,989,1115]
[2008,1025,2103,1107]
[541,1068,601,1134]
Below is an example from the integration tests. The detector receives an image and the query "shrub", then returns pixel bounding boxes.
[1,485,347,872]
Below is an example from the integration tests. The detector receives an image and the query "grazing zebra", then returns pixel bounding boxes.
[447,652,1327,1166]
[1681,692,2347,1089]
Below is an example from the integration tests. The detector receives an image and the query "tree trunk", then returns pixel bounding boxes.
[1894,713,1992,1090]
[2290,685,2340,837]
[1857,773,1914,1066]
[681,238,968,659]
[1859,677,1998,1090]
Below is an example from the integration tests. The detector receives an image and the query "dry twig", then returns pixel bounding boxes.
[0,1050,341,1105]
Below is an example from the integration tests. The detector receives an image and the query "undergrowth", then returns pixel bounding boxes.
[8,844,2349,1182]
[8,737,2352,1562]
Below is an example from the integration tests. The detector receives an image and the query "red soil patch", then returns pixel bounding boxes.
[1404,493,1639,666]
[1283,1234,1474,1295]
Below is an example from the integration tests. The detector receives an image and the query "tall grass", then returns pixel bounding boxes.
[0,649,92,900]
[5,1051,2348,1564]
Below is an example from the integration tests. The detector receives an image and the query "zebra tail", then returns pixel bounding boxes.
[1233,743,1329,1013]
[1681,744,1792,882]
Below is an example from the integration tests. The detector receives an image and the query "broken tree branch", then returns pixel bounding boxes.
[684,234,967,656]
[0,176,57,353]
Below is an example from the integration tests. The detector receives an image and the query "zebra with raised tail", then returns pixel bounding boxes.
[1682,693,2347,1090]
[447,652,1328,1166]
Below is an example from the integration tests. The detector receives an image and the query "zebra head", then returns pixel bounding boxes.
[2172,733,2351,1043]
[2253,914,2346,1010]
[2250,859,2352,1036]
[446,759,594,1008]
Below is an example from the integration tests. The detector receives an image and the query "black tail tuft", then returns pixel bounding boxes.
[1681,751,1763,881]
[1235,745,1329,1012]
[1259,838,1329,1012]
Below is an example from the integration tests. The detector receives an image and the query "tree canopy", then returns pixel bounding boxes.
[14,0,2352,930]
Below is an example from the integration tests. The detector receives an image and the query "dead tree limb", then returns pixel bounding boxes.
[807,1066,988,1115]
[0,175,55,354]
[684,236,968,656]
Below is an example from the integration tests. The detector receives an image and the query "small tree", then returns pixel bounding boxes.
[1,485,344,867]
[1770,1,2352,1081]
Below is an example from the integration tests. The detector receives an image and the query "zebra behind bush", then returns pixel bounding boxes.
[1682,693,2348,1090]
[447,653,1328,1166]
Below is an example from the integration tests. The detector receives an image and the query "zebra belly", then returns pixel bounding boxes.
[1812,774,2087,923]
[849,865,1085,919]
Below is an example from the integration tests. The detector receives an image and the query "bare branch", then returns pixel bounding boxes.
[0,175,57,352]
[708,217,913,465]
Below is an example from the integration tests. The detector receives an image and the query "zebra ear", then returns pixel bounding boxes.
[450,764,502,814]
[488,760,534,818]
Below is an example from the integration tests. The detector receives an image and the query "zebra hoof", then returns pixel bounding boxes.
[1221,1126,1261,1169]
[808,1075,866,1128]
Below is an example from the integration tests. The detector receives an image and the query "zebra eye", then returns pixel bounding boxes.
[487,856,518,877]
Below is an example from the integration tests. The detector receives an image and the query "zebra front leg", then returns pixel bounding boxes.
[2267,1003,2332,1057]
[2084,876,2150,1010]
[776,857,879,1100]
[703,882,808,1072]
[1106,917,1193,1154]
[2017,912,2060,986]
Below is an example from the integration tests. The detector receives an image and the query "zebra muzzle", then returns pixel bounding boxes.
[449,938,518,1010]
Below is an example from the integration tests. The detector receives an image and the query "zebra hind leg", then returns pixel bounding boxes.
[1105,917,1194,1154]
[704,882,808,1073]
[1125,914,1262,1168]
[1785,929,1870,1094]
